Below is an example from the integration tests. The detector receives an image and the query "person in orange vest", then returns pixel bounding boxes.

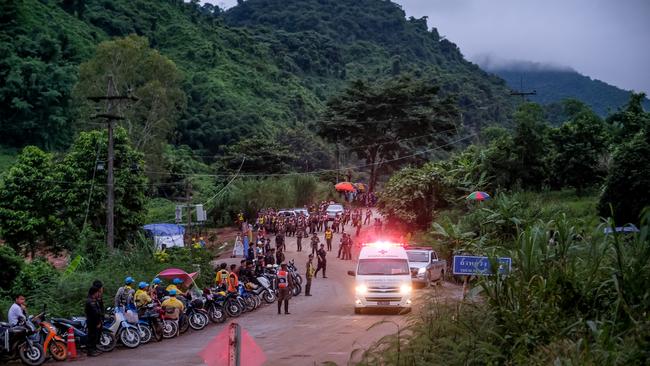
[227,264,239,293]
[276,263,294,315]
[324,227,333,251]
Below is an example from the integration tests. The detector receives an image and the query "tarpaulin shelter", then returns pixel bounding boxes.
[143,223,185,249]
[155,268,199,288]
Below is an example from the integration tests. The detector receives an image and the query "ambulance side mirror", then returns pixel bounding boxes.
[347,271,356,277]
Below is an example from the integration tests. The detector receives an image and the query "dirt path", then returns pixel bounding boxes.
[65,224,462,366]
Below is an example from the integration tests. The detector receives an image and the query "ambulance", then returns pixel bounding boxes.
[347,241,412,314]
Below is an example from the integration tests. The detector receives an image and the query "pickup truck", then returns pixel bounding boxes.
[405,247,447,288]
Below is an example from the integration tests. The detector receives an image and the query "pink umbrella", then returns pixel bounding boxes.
[156,268,198,288]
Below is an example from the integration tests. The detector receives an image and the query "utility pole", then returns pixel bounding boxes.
[510,75,537,101]
[88,76,137,250]
[186,179,192,240]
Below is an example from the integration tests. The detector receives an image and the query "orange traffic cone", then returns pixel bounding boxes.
[66,327,77,360]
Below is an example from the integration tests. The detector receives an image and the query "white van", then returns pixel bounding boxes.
[347,242,413,314]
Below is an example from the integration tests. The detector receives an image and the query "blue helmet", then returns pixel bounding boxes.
[168,289,177,296]
[152,278,161,285]
[138,282,148,289]
[125,276,135,285]
[172,278,182,285]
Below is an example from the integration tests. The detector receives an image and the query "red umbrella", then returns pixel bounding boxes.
[335,182,355,192]
[156,268,198,288]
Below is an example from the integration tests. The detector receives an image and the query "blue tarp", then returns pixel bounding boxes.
[603,224,640,234]
[143,223,185,236]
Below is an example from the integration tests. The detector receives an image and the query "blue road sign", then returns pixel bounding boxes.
[453,255,512,275]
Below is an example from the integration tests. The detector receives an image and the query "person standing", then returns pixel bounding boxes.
[276,248,285,265]
[324,227,333,251]
[305,254,315,296]
[310,232,320,255]
[315,244,328,278]
[364,209,372,225]
[277,263,294,315]
[85,283,104,357]
[344,234,353,260]
[296,229,304,252]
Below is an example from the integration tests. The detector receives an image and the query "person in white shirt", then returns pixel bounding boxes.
[7,294,26,326]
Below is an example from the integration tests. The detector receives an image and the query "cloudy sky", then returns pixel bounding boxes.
[215,0,650,93]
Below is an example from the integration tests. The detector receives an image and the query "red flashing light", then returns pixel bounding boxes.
[362,241,405,249]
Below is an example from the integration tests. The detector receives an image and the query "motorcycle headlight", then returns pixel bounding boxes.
[355,284,368,295]
[400,284,412,294]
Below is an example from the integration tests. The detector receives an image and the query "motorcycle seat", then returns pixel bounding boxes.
[0,322,10,327]
[52,318,85,328]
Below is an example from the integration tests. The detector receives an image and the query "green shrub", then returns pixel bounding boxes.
[0,245,23,290]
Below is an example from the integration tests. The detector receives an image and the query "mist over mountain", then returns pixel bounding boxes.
[478,57,650,117]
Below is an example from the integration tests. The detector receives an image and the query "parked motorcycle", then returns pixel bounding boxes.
[49,317,116,352]
[32,314,66,361]
[137,304,163,344]
[257,272,277,303]
[104,307,140,348]
[204,292,226,324]
[179,298,209,333]
[0,317,46,366]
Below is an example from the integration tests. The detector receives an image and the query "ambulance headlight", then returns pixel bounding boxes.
[355,284,368,295]
[400,284,412,294]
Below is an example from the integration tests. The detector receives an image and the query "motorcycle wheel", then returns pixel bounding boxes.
[119,327,141,348]
[19,342,45,366]
[253,295,261,309]
[97,330,116,352]
[189,312,208,331]
[162,320,178,339]
[245,297,255,312]
[49,339,67,361]
[224,299,242,318]
[262,290,276,303]
[295,274,303,285]
[292,283,302,297]
[138,324,153,344]
[208,304,226,323]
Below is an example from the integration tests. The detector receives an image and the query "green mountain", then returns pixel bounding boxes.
[1,0,515,160]
[484,61,650,118]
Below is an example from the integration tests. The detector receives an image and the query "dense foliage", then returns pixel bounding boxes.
[358,206,650,365]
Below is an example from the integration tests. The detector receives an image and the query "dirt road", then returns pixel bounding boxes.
[69,227,461,366]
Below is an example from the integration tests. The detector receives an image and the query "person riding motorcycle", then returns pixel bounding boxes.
[165,277,182,294]
[135,282,152,310]
[150,277,165,300]
[227,264,239,293]
[115,276,136,308]
[215,263,229,291]
[161,290,184,319]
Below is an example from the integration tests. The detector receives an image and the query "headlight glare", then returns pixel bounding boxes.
[400,284,412,294]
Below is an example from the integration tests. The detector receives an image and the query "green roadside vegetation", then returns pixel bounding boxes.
[361,95,650,365]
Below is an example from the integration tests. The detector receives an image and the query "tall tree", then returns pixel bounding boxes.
[549,109,609,194]
[511,103,550,189]
[0,147,63,257]
[598,129,650,224]
[55,128,148,246]
[317,77,459,192]
[74,35,186,174]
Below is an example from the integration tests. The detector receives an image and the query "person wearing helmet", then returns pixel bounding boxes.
[114,276,136,308]
[161,289,184,320]
[150,277,164,300]
[165,278,184,296]
[135,282,152,309]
